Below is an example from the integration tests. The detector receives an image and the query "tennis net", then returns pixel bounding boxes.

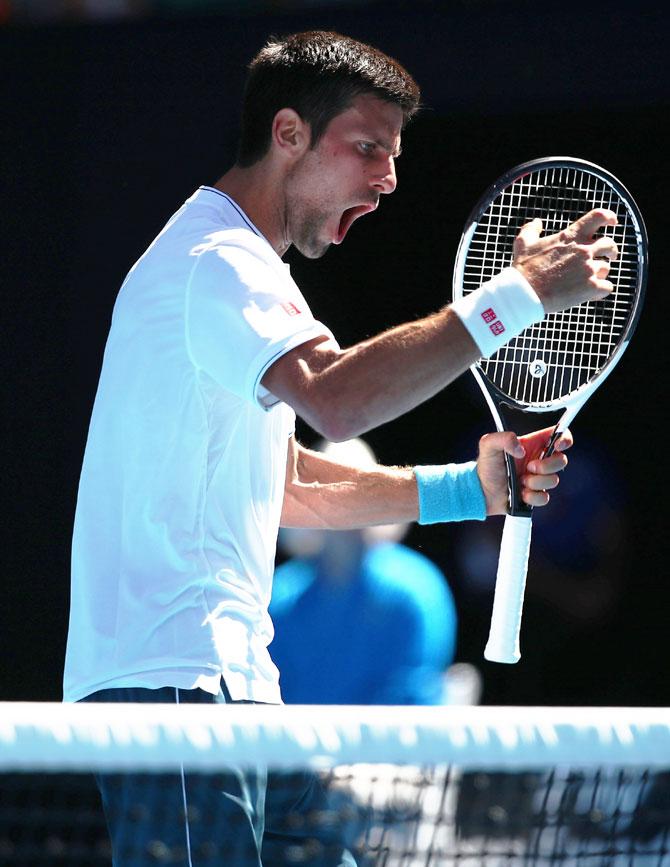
[1,703,669,865]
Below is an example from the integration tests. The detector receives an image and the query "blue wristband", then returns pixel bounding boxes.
[414,461,487,524]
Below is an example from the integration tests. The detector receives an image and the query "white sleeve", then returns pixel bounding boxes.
[186,241,336,408]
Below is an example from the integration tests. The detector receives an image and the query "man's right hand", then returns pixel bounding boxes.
[513,208,619,314]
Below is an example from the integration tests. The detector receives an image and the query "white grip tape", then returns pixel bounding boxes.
[451,267,545,359]
[484,514,533,663]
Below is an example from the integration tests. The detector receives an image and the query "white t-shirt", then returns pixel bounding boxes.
[63,187,335,703]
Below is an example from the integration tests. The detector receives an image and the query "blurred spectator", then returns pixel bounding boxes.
[270,437,480,706]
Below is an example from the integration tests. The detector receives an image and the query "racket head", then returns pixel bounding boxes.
[453,157,648,413]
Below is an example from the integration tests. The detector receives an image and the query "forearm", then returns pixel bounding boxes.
[268,307,479,442]
[280,445,419,529]
[280,440,488,529]
[321,309,478,437]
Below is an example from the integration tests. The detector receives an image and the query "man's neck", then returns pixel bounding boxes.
[213,164,289,256]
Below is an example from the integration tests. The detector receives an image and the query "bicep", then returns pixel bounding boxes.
[188,246,335,407]
[262,336,344,436]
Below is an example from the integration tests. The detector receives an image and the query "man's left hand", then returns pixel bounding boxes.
[476,426,572,516]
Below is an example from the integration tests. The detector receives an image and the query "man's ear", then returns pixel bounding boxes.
[271,108,311,158]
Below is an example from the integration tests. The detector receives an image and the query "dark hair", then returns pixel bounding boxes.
[236,31,421,167]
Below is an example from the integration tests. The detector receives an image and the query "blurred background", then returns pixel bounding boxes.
[2,0,668,707]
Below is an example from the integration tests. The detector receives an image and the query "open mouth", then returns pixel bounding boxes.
[334,202,378,245]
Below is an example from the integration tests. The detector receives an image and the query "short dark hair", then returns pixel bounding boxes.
[236,31,421,167]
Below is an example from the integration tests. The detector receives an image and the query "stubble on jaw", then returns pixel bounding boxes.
[292,208,332,259]
[283,159,334,259]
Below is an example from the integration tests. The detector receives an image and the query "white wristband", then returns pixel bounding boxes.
[452,267,545,358]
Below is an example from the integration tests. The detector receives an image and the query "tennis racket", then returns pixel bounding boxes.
[452,157,647,663]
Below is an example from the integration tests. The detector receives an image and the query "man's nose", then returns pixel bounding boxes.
[371,156,397,195]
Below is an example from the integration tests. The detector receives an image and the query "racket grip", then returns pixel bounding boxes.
[484,514,533,664]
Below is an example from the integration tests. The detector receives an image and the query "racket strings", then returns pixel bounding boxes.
[462,166,642,405]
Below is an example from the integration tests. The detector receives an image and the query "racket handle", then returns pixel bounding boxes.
[484,514,533,664]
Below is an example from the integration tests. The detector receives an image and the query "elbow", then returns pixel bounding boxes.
[308,410,360,443]
[304,393,365,443]
[290,348,373,442]
[320,418,361,443]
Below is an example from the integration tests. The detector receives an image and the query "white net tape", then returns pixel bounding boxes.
[2,704,670,772]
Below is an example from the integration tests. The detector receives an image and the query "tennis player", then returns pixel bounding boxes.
[64,30,617,867]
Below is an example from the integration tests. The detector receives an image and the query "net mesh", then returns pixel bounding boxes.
[1,704,669,866]
[461,164,644,406]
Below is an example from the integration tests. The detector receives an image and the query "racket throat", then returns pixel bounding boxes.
[539,424,563,460]
[505,450,533,517]
[539,402,583,459]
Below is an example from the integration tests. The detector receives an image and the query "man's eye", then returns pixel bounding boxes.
[359,142,375,155]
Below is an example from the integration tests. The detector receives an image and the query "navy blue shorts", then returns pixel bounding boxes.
[81,681,357,866]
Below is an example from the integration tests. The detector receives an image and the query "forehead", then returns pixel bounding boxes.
[325,93,403,151]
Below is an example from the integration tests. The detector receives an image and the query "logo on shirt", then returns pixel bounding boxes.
[481,307,505,336]
[281,302,301,317]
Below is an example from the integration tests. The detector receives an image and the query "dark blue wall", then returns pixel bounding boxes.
[2,0,668,705]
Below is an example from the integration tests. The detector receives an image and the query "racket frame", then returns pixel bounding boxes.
[451,156,648,662]
[453,156,648,515]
